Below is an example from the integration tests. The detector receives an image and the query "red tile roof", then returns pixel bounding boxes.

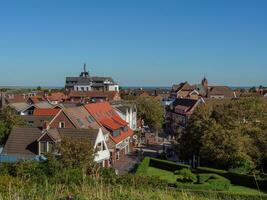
[84,102,133,144]
[47,92,66,102]
[29,96,44,104]
[110,128,134,144]
[33,108,61,116]
[100,118,122,130]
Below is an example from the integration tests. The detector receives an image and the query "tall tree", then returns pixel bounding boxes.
[136,96,164,141]
[0,106,24,144]
[177,98,267,173]
[58,137,99,177]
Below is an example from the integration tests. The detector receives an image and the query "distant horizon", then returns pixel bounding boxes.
[0,85,260,90]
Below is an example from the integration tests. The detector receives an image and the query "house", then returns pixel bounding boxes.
[9,102,35,115]
[66,90,121,103]
[84,102,135,165]
[46,92,66,105]
[165,98,205,137]
[65,64,119,92]
[111,102,138,131]
[171,77,236,100]
[1,127,110,166]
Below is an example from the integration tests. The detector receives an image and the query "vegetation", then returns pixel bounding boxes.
[177,97,267,174]
[0,106,24,145]
[136,96,164,130]
[136,157,267,199]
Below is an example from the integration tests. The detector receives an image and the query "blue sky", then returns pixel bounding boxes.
[0,0,267,87]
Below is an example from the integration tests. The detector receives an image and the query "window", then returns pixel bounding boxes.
[48,142,54,153]
[112,130,120,137]
[40,142,47,154]
[77,118,84,126]
[96,142,102,151]
[59,121,65,128]
[40,141,54,154]
[87,116,95,123]
[116,152,120,160]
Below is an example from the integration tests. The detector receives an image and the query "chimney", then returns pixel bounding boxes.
[44,121,50,130]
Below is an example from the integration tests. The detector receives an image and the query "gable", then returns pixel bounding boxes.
[49,111,76,129]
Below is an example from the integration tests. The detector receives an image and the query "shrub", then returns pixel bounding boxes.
[55,168,84,185]
[176,173,230,191]
[149,158,190,172]
[100,167,117,184]
[175,169,197,183]
[136,157,150,175]
[197,167,267,191]
[118,174,168,189]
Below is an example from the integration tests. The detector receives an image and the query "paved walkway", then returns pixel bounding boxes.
[113,151,139,175]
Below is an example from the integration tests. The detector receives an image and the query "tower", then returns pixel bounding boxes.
[80,63,90,77]
[201,76,208,87]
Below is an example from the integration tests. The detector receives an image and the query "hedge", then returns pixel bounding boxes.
[136,157,150,175]
[197,167,267,191]
[136,157,190,175]
[175,174,231,191]
[149,158,190,172]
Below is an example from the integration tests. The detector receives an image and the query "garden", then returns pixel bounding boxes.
[136,157,267,200]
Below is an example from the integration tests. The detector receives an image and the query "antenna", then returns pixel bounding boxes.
[83,63,87,73]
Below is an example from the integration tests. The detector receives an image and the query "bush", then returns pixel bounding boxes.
[136,157,150,175]
[100,167,117,184]
[175,169,197,183]
[149,158,190,172]
[55,168,84,185]
[118,174,168,189]
[176,173,230,191]
[197,167,267,191]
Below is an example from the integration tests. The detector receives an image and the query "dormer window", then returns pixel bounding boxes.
[39,141,54,154]
[59,122,65,128]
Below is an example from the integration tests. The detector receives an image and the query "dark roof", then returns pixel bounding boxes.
[3,127,42,156]
[171,98,199,115]
[58,128,99,143]
[3,127,100,156]
[208,86,235,98]
[21,115,54,128]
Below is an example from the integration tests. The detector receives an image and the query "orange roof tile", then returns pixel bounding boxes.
[110,128,134,144]
[100,118,122,130]
[47,92,66,102]
[33,108,60,116]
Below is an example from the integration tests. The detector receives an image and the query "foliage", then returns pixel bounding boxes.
[136,96,164,130]
[0,106,24,144]
[197,166,267,191]
[149,157,190,172]
[175,168,197,183]
[136,157,150,175]
[118,174,168,189]
[58,136,99,177]
[177,98,267,173]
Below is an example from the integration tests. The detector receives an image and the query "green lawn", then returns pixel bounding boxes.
[146,166,178,183]
[145,166,266,195]
[229,185,266,195]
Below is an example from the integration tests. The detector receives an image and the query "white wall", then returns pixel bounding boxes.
[74,85,92,91]
[93,129,110,163]
[108,85,119,91]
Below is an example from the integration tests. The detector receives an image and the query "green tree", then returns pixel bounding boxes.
[136,96,164,141]
[58,137,99,178]
[177,98,267,173]
[136,96,164,129]
[0,106,24,144]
